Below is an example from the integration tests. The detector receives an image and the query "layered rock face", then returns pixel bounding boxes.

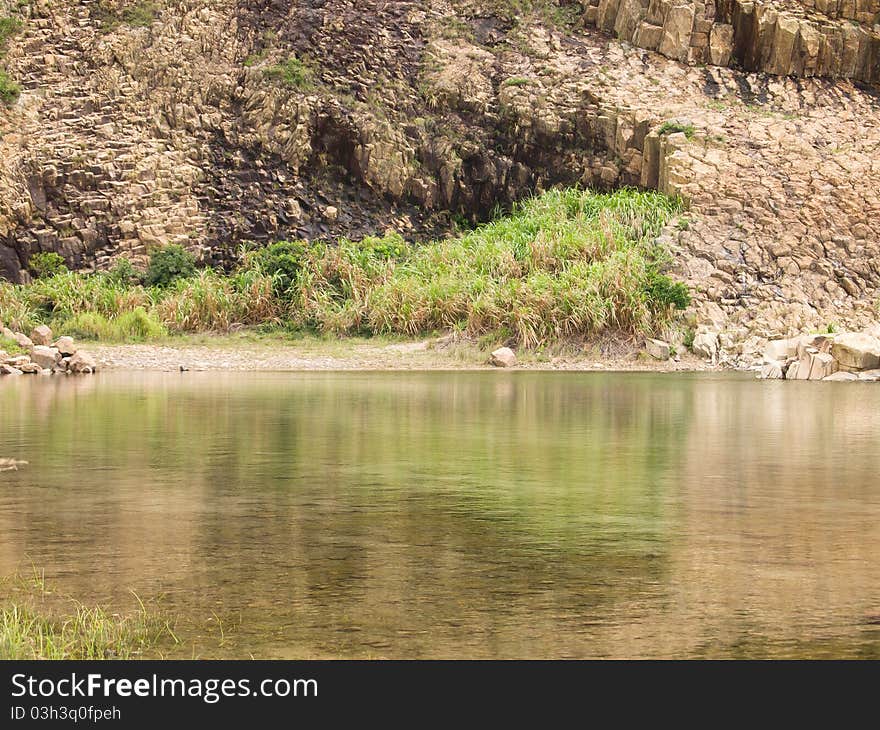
[0,0,656,280]
[586,0,880,83]
[0,0,878,356]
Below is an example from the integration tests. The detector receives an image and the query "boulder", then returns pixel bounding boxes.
[30,325,53,346]
[13,332,33,350]
[708,23,734,66]
[54,336,77,357]
[658,5,695,62]
[807,352,838,380]
[857,370,880,382]
[0,364,22,375]
[830,332,880,371]
[1,326,14,339]
[797,333,834,358]
[645,338,670,360]
[67,350,98,374]
[822,371,858,382]
[764,338,799,361]
[785,361,800,379]
[692,331,718,360]
[30,345,61,370]
[18,361,41,374]
[489,347,517,368]
[324,205,338,221]
[760,361,783,379]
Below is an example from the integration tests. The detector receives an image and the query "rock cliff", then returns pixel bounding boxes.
[0,0,878,349]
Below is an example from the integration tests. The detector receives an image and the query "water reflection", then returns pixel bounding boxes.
[1,372,879,658]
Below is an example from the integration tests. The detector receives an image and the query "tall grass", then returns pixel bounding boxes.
[0,602,171,660]
[0,572,175,660]
[293,188,687,346]
[0,188,688,346]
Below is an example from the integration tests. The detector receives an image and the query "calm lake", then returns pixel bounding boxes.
[1,371,879,658]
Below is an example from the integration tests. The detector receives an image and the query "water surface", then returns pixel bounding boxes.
[1,371,879,658]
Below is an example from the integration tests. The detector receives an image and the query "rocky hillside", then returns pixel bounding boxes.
[0,0,878,351]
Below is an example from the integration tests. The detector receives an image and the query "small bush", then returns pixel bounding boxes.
[644,269,691,311]
[683,327,696,351]
[265,57,313,89]
[106,257,140,287]
[249,240,308,296]
[145,245,196,288]
[28,252,68,279]
[0,69,20,104]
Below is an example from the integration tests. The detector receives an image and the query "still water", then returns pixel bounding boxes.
[1,371,879,658]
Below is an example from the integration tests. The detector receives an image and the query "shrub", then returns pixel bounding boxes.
[249,240,308,296]
[145,245,196,288]
[28,252,68,279]
[106,257,140,287]
[0,69,20,104]
[644,269,691,311]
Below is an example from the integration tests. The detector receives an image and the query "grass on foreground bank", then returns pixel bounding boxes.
[0,570,176,660]
[0,188,690,349]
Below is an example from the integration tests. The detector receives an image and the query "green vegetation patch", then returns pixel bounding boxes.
[0,334,24,355]
[94,1,159,31]
[0,189,689,347]
[0,69,19,104]
[144,244,196,288]
[264,56,313,89]
[502,77,535,88]
[0,16,22,49]
[0,571,175,660]
[657,121,695,139]
[28,252,68,279]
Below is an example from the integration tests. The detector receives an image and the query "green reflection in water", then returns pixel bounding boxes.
[1,372,879,658]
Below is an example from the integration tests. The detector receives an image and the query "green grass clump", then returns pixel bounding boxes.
[122,1,159,27]
[155,269,282,333]
[0,188,689,346]
[657,121,695,139]
[0,334,24,355]
[265,56,313,89]
[56,309,166,342]
[0,604,169,659]
[0,572,174,660]
[93,1,158,31]
[0,16,22,48]
[502,77,534,88]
